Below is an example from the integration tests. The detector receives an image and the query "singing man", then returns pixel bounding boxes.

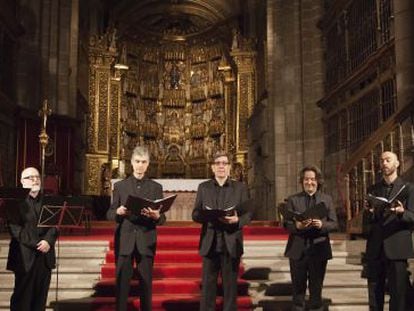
[7,167,57,311]
[192,151,252,311]
[107,146,165,311]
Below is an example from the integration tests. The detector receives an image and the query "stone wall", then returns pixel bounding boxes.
[267,0,323,217]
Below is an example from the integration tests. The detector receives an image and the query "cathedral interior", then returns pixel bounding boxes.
[0,0,413,231]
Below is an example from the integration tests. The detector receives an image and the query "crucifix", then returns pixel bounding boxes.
[38,99,52,193]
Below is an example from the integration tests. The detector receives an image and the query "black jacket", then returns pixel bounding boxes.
[192,179,252,258]
[284,191,338,260]
[363,177,414,260]
[107,176,166,257]
[6,196,57,273]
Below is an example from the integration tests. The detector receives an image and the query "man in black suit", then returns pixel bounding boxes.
[284,165,338,311]
[363,151,414,311]
[107,146,165,311]
[192,151,252,311]
[7,167,57,311]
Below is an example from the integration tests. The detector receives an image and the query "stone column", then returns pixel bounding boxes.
[394,0,414,107]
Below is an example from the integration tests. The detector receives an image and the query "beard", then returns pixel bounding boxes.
[23,183,41,191]
[382,166,396,176]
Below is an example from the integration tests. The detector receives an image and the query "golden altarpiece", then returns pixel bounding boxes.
[84,30,256,195]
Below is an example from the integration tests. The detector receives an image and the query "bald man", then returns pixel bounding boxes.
[363,152,414,311]
[6,167,57,311]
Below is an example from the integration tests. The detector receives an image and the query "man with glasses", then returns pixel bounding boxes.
[107,146,165,311]
[192,151,252,311]
[6,167,57,311]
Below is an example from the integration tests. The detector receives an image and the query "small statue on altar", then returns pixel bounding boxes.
[107,26,117,51]
[232,162,244,182]
[231,28,241,50]
[170,64,181,89]
[101,163,112,196]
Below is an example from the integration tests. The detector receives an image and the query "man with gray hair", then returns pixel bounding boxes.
[107,146,165,311]
[7,167,57,311]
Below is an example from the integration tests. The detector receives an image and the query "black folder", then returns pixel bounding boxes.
[202,199,254,219]
[283,202,328,221]
[366,184,409,209]
[125,194,177,215]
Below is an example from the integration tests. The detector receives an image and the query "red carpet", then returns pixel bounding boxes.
[61,223,288,310]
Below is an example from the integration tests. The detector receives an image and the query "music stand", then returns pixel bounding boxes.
[38,201,84,309]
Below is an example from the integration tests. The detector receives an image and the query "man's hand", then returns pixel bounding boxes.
[311,219,323,229]
[219,211,239,224]
[390,200,405,214]
[141,207,161,220]
[364,200,375,214]
[295,219,312,230]
[116,205,129,216]
[37,240,50,253]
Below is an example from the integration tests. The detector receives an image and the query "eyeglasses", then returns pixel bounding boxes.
[23,175,41,181]
[213,161,230,166]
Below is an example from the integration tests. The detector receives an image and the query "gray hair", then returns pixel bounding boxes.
[131,146,150,161]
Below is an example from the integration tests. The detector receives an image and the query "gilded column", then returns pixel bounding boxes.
[218,59,235,154]
[230,39,257,167]
[109,69,122,169]
[84,31,117,195]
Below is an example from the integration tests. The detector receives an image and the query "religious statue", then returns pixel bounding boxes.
[232,162,244,182]
[101,163,112,196]
[170,63,181,89]
[231,28,241,50]
[107,26,117,51]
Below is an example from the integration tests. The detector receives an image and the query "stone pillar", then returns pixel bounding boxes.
[269,0,324,207]
[394,0,414,107]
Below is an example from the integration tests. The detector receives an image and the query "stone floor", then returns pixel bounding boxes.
[1,235,413,310]
[244,239,414,311]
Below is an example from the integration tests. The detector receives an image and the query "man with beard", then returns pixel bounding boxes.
[107,146,165,311]
[7,167,57,311]
[363,151,414,311]
[284,165,338,311]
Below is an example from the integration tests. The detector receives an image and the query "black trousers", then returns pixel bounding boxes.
[366,257,409,311]
[200,250,240,311]
[116,249,154,311]
[10,254,51,311]
[289,256,327,311]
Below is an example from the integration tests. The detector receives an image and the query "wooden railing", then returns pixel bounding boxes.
[338,102,414,235]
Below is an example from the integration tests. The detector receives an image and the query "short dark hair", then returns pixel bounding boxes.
[299,165,324,189]
[211,150,231,163]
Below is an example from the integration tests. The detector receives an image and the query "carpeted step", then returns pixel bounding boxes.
[94,277,250,296]
[105,250,201,264]
[51,295,253,311]
[108,236,200,250]
[142,294,253,310]
[95,225,287,238]
[101,262,246,279]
